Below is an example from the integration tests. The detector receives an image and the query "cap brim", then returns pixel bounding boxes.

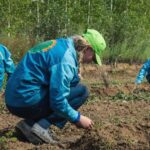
[95,53,102,66]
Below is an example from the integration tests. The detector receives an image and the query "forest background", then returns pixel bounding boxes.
[0,0,150,63]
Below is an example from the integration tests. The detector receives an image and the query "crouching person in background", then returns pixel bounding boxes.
[135,59,150,85]
[5,29,106,144]
[0,44,15,97]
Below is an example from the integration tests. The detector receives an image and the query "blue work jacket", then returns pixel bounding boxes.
[0,44,15,90]
[5,38,80,122]
[135,59,150,84]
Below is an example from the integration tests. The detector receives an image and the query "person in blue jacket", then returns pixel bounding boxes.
[0,44,15,95]
[5,29,106,144]
[135,59,150,84]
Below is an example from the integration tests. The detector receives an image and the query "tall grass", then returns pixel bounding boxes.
[103,34,150,64]
[1,34,150,64]
[0,35,41,63]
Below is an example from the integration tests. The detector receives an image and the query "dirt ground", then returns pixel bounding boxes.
[0,64,150,150]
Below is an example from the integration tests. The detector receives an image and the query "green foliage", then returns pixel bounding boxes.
[0,0,150,62]
[0,129,17,150]
[0,136,8,150]
[111,90,150,102]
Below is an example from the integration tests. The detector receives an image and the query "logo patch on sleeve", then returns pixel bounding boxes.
[29,40,57,53]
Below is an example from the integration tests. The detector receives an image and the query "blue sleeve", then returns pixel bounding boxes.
[135,60,150,84]
[3,46,15,79]
[0,46,5,90]
[0,56,4,91]
[49,63,80,122]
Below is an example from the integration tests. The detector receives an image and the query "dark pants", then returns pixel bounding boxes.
[7,84,89,128]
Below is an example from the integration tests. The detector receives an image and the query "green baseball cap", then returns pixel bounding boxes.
[83,29,106,65]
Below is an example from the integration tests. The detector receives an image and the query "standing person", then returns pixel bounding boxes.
[0,44,15,96]
[5,29,106,144]
[135,59,150,84]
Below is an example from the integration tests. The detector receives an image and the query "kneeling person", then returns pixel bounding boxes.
[5,29,106,144]
[135,59,150,84]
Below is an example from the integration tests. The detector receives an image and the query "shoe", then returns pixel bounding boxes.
[31,123,58,144]
[16,120,43,145]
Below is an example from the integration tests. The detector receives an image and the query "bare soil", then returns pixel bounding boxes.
[0,64,150,150]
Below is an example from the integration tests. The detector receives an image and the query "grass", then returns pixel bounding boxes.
[0,36,41,63]
[0,102,7,114]
[0,136,8,150]
[110,90,150,102]
[0,129,17,150]
[144,112,150,120]
[109,116,122,126]
[86,80,150,103]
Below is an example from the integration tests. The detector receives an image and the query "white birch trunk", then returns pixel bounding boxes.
[87,0,91,27]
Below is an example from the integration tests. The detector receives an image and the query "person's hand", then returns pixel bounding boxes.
[75,115,94,129]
